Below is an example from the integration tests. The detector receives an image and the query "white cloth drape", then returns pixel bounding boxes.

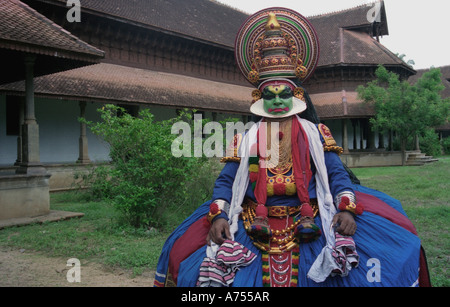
[207,115,352,283]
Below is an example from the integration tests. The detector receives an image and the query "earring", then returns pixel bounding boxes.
[294,87,304,100]
[251,89,262,103]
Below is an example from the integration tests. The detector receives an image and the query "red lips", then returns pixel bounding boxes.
[268,107,289,113]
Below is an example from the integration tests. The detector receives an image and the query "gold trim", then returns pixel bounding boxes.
[318,124,337,147]
[323,145,344,155]
[220,156,241,163]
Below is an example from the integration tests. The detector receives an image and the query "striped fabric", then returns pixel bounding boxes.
[197,240,257,287]
[330,233,359,277]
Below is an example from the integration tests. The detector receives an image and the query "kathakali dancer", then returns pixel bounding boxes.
[154,8,431,287]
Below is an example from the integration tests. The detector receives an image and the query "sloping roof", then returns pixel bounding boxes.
[340,29,401,65]
[32,0,248,48]
[309,2,388,35]
[29,0,406,70]
[0,0,104,59]
[1,0,407,119]
[0,62,376,119]
[308,2,410,69]
[0,63,253,114]
[0,0,104,84]
[310,91,374,119]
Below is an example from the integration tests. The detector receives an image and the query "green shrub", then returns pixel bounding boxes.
[442,137,450,155]
[419,129,442,157]
[83,105,208,229]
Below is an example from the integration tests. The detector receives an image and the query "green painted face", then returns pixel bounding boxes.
[262,85,294,116]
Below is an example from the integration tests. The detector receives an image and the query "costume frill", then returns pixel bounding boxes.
[154,117,431,287]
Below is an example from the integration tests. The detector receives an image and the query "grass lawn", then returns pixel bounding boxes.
[0,157,448,286]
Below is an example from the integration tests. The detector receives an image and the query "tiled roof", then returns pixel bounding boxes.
[0,0,399,119]
[37,0,248,48]
[310,91,374,119]
[0,63,253,114]
[0,63,372,119]
[0,0,104,84]
[0,0,104,60]
[308,3,407,68]
[30,0,405,69]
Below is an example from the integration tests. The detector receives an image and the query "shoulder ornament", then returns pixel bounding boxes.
[318,124,344,155]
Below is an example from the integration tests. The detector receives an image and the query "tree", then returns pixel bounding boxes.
[82,105,210,229]
[357,65,450,165]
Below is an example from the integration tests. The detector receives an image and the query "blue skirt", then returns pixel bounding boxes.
[154,185,427,287]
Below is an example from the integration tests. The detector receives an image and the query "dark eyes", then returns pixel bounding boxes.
[262,90,292,100]
[262,93,275,100]
[279,93,292,99]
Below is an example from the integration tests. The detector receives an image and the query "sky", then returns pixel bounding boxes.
[215,0,449,70]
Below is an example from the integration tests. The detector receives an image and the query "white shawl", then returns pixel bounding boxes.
[210,115,345,283]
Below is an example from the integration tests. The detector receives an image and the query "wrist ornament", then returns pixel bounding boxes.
[335,191,364,216]
[206,199,230,224]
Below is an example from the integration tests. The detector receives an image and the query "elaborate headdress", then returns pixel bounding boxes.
[235,8,320,118]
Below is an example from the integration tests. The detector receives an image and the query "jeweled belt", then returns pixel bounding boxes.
[241,198,319,218]
[241,198,320,254]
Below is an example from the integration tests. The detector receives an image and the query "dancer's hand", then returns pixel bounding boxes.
[206,218,231,245]
[332,211,357,236]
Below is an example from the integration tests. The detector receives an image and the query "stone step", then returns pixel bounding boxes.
[405,151,439,165]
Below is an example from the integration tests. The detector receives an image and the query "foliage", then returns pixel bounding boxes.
[82,105,210,229]
[419,128,442,157]
[357,65,450,164]
[442,137,450,155]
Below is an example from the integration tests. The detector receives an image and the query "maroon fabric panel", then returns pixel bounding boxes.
[168,218,210,284]
[356,191,417,235]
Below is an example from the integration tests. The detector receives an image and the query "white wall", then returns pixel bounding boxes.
[36,99,111,163]
[0,97,249,166]
[322,119,386,150]
[0,96,111,165]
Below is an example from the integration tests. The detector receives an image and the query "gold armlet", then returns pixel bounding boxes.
[323,145,344,155]
[220,157,241,163]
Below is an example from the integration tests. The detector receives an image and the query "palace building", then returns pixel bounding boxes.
[0,0,422,199]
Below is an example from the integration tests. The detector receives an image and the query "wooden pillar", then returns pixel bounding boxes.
[16,55,46,175]
[360,118,365,150]
[77,101,91,164]
[367,126,376,150]
[342,118,349,154]
[341,90,349,154]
